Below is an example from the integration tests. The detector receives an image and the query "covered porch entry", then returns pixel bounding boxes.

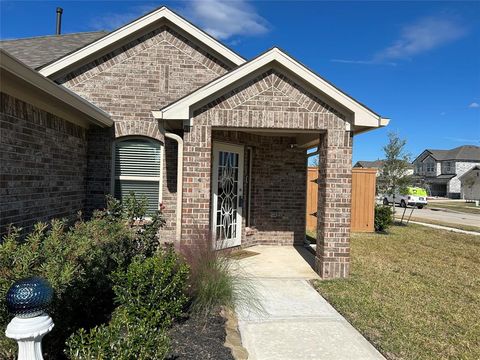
[211,129,320,250]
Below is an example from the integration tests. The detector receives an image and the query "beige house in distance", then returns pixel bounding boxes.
[1,7,389,278]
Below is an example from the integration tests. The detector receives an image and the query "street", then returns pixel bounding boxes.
[393,205,480,228]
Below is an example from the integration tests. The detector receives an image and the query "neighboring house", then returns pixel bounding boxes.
[353,160,414,176]
[459,166,480,201]
[0,7,389,278]
[412,145,480,198]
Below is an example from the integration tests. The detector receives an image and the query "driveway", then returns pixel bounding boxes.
[234,246,385,360]
[394,206,480,227]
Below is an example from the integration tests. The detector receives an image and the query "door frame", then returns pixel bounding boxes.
[211,142,244,249]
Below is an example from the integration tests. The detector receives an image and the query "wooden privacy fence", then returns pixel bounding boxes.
[306,167,377,233]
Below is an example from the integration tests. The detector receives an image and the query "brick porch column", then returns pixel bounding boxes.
[315,130,353,278]
[180,124,212,246]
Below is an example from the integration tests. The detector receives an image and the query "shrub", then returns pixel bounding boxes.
[65,311,170,360]
[0,194,165,359]
[111,249,189,328]
[375,205,393,232]
[65,249,189,359]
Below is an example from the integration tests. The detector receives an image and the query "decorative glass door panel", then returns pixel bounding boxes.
[212,143,244,249]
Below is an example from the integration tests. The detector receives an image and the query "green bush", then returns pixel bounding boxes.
[0,194,165,359]
[375,205,393,232]
[111,249,189,328]
[65,310,170,360]
[65,249,189,359]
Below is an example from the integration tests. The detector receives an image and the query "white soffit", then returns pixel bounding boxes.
[156,48,389,129]
[39,6,246,78]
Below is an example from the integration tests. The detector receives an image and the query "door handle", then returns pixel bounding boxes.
[239,196,244,208]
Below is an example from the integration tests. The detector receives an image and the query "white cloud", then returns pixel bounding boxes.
[332,15,467,65]
[88,1,269,40]
[182,0,270,39]
[89,4,158,30]
[469,102,480,108]
[374,16,467,62]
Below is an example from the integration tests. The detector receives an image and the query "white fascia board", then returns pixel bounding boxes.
[157,48,387,128]
[1,49,113,127]
[39,7,245,78]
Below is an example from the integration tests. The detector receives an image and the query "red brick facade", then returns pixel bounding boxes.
[316,131,353,278]
[58,25,233,237]
[0,93,88,235]
[180,69,353,277]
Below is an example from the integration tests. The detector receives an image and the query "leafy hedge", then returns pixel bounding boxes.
[0,194,172,359]
[65,251,189,360]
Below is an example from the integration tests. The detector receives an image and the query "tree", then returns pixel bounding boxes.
[377,132,412,214]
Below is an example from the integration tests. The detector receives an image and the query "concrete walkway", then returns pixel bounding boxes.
[233,246,385,360]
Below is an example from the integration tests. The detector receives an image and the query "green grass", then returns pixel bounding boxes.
[429,201,480,214]
[313,224,480,360]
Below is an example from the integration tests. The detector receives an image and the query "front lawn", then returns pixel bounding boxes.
[313,224,480,360]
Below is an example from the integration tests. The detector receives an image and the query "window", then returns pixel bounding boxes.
[444,161,452,174]
[426,162,435,173]
[113,138,162,215]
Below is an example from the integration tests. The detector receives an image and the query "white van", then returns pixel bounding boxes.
[383,187,428,209]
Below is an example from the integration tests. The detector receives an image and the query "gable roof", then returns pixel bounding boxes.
[153,47,390,130]
[415,146,480,162]
[38,6,245,78]
[354,159,413,169]
[354,160,384,169]
[0,31,107,69]
[0,49,112,128]
[459,165,480,180]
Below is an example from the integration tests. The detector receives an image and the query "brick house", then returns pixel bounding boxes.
[412,145,480,198]
[1,7,389,278]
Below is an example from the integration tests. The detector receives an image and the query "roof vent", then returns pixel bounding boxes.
[56,7,63,35]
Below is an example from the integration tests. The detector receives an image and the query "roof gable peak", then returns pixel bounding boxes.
[39,6,245,78]
[154,46,389,131]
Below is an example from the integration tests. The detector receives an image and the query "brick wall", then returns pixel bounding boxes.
[316,130,353,278]
[58,25,232,231]
[182,68,353,278]
[0,92,88,235]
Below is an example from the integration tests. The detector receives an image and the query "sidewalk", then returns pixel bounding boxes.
[234,246,385,360]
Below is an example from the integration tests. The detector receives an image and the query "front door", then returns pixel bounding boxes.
[212,142,244,249]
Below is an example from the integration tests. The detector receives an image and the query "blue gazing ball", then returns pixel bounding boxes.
[6,277,53,318]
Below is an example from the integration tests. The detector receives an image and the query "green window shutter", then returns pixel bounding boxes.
[114,138,162,215]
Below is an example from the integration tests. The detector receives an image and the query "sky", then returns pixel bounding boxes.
[1,1,479,163]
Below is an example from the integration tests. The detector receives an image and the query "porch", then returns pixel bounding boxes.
[185,127,353,279]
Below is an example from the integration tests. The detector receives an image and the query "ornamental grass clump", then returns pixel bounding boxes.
[181,231,260,318]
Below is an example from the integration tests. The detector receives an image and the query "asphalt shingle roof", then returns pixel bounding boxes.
[354,160,385,169]
[0,31,108,69]
[427,145,480,161]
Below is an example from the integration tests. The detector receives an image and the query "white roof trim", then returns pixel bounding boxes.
[39,7,245,78]
[1,49,112,127]
[156,48,389,129]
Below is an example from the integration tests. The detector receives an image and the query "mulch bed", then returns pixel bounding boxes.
[167,312,234,360]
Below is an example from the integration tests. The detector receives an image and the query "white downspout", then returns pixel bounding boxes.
[165,132,183,243]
